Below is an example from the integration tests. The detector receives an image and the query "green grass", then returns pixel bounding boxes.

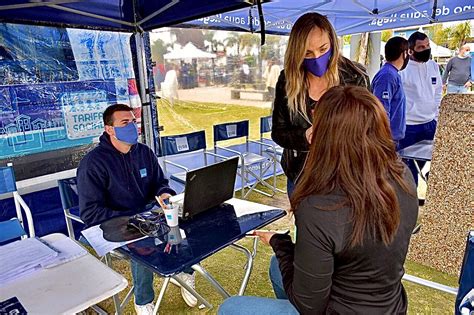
[157,99,272,148]
[87,99,458,314]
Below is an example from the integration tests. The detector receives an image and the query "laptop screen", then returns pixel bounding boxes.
[181,157,238,219]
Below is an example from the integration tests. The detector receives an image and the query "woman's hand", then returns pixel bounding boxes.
[305,127,313,144]
[254,230,277,246]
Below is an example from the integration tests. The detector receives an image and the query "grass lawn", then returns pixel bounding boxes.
[88,100,458,314]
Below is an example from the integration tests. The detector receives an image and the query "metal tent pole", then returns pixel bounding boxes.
[134,32,156,152]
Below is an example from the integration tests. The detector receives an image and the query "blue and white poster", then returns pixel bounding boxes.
[0,24,141,163]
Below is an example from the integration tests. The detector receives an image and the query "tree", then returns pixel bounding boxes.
[426,24,450,47]
[170,28,205,48]
[224,32,240,55]
[450,21,471,49]
[261,35,281,60]
[239,33,260,55]
[151,39,168,63]
[381,30,393,42]
[343,35,351,45]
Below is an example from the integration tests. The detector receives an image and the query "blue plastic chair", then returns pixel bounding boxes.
[213,120,276,198]
[260,115,283,157]
[58,177,83,240]
[259,116,285,194]
[0,163,35,241]
[161,130,226,184]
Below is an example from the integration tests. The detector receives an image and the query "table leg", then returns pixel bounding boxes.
[171,274,213,309]
[153,277,170,315]
[230,243,254,296]
[192,264,231,299]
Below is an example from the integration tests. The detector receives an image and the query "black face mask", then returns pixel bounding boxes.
[413,48,431,62]
[400,53,409,71]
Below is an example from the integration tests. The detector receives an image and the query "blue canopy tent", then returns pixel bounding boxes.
[0,0,257,153]
[0,0,259,237]
[0,0,255,32]
[181,0,474,35]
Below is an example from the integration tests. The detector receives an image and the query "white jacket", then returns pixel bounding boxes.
[265,64,281,89]
[399,59,442,125]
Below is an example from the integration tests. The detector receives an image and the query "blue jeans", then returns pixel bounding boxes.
[447,83,467,94]
[398,120,437,186]
[218,256,298,314]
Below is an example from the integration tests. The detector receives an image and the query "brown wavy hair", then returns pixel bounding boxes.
[284,12,341,122]
[290,86,413,247]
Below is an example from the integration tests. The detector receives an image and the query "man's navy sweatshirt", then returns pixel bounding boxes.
[77,133,175,227]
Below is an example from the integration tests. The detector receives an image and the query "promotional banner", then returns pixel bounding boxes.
[182,0,474,35]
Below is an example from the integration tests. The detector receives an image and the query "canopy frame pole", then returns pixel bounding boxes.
[0,0,78,11]
[337,1,427,34]
[137,0,180,26]
[134,33,155,151]
[46,4,135,27]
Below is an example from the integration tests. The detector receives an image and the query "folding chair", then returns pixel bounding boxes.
[259,116,285,194]
[58,177,83,240]
[213,120,275,199]
[0,163,35,240]
[57,177,134,315]
[161,130,226,184]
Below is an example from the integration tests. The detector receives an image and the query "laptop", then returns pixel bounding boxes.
[170,157,239,219]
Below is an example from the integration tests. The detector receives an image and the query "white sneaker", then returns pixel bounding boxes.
[134,302,155,315]
[171,273,198,307]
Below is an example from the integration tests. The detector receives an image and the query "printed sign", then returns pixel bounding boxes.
[175,137,190,152]
[61,91,109,139]
[226,124,237,138]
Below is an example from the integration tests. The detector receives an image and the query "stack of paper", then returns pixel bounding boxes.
[41,236,88,268]
[0,238,58,284]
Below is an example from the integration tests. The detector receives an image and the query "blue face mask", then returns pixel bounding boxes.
[303,48,332,77]
[114,122,139,145]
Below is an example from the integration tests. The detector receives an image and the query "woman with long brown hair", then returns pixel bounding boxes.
[271,12,370,196]
[219,86,418,315]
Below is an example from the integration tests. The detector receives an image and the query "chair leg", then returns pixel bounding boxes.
[230,243,254,296]
[192,264,230,299]
[64,212,76,240]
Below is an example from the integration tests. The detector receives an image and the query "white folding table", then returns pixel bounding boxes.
[0,233,128,314]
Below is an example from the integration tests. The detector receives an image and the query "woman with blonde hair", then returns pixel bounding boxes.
[219,86,418,314]
[271,12,370,195]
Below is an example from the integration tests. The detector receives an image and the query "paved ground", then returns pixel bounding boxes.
[158,86,273,108]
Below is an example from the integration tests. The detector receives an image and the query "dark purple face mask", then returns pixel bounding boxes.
[303,48,332,77]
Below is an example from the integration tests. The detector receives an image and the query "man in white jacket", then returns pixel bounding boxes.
[399,31,442,186]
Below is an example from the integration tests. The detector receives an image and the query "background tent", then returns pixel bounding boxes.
[181,0,474,35]
[342,40,453,58]
[164,42,216,60]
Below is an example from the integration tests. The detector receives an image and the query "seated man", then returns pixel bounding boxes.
[77,104,197,315]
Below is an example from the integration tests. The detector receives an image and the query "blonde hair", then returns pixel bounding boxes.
[284,12,341,121]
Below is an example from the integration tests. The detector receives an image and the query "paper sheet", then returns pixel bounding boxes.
[41,237,88,268]
[81,225,148,257]
[0,238,58,284]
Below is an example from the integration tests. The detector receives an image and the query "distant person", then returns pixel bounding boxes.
[219,86,418,315]
[372,36,409,146]
[162,65,179,106]
[270,12,370,197]
[399,31,442,186]
[264,58,281,102]
[442,44,472,94]
[241,62,250,83]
